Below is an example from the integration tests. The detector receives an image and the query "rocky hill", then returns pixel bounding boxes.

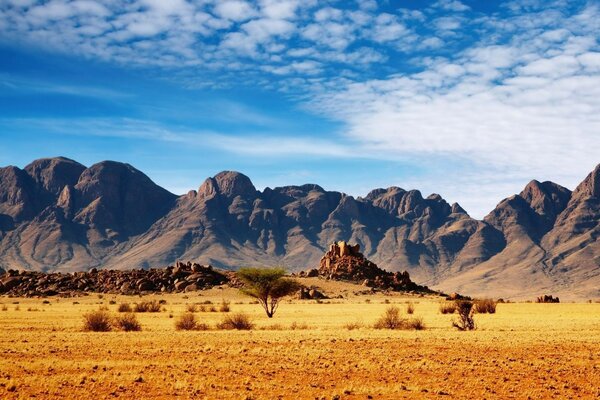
[0,156,599,299]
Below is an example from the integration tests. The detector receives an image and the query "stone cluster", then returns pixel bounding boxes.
[536,294,560,303]
[0,261,229,297]
[312,241,429,292]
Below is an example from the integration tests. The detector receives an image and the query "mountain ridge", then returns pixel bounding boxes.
[0,156,599,299]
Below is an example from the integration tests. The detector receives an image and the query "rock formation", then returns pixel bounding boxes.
[316,241,430,292]
[0,261,228,297]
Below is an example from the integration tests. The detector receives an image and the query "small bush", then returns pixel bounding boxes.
[134,301,161,313]
[474,299,497,314]
[219,300,231,312]
[290,321,310,330]
[186,304,199,313]
[374,306,405,329]
[406,302,415,314]
[1,304,7,311]
[344,321,363,330]
[42,300,51,305]
[118,303,132,313]
[109,300,117,305]
[407,317,426,330]
[83,309,112,332]
[175,313,198,331]
[115,313,142,331]
[208,306,217,312]
[452,301,476,331]
[439,302,456,314]
[217,313,254,330]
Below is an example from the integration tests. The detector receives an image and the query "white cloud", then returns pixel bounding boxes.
[213,0,257,22]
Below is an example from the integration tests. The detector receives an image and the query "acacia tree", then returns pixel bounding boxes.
[237,267,300,318]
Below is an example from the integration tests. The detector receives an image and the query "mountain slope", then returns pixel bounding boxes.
[0,157,599,299]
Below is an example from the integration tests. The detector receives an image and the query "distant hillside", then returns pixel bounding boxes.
[0,156,598,299]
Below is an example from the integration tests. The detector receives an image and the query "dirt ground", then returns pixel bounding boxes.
[1,280,599,399]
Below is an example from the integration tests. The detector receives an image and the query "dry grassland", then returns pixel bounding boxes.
[1,279,599,399]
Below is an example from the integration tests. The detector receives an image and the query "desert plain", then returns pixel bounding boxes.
[1,278,599,400]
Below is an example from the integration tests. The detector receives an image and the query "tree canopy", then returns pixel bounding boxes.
[237,267,300,318]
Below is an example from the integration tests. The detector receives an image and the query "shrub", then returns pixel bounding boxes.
[374,306,405,329]
[83,309,112,332]
[209,306,217,312]
[406,302,415,314]
[452,301,476,331]
[1,304,7,311]
[118,303,132,313]
[175,313,198,331]
[219,300,231,312]
[186,304,199,313]
[439,302,456,314]
[217,313,254,330]
[407,317,426,330]
[134,301,161,313]
[115,313,142,331]
[42,300,51,305]
[290,321,310,330]
[109,300,117,305]
[474,299,497,314]
[344,321,363,330]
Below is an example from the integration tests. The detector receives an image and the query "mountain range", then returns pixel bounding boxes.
[1,157,598,299]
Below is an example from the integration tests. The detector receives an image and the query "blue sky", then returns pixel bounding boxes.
[0,0,599,218]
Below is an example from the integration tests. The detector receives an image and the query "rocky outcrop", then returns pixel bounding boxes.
[0,261,228,297]
[314,241,431,292]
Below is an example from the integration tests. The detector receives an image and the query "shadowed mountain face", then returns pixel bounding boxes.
[0,157,599,299]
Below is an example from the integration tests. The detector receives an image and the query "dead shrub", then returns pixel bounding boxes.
[117,303,132,313]
[115,313,142,331]
[406,302,415,314]
[83,309,112,332]
[208,306,217,312]
[452,301,476,331]
[407,317,426,330]
[1,304,8,311]
[186,304,199,313]
[175,312,198,331]
[374,306,405,329]
[474,299,497,314]
[344,321,363,330]
[439,302,457,314]
[219,300,231,312]
[134,301,161,313]
[217,313,254,330]
[290,321,310,330]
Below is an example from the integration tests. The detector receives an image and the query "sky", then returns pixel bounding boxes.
[0,0,599,218]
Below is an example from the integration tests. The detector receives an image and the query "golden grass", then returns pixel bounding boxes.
[0,282,599,399]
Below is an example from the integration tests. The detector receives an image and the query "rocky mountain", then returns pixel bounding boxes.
[0,156,599,299]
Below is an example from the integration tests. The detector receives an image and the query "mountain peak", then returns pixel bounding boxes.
[212,171,257,198]
[25,156,86,196]
[571,164,600,199]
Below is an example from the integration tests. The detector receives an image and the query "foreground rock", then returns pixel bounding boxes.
[301,241,435,293]
[0,261,229,297]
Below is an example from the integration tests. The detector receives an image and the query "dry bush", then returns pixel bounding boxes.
[290,321,310,330]
[117,303,132,313]
[134,301,161,313]
[186,304,199,313]
[344,321,363,330]
[208,306,217,312]
[217,313,254,330]
[1,304,7,311]
[474,299,497,314]
[109,300,116,305]
[115,313,141,331]
[175,312,198,331]
[407,317,426,330]
[452,301,476,331]
[83,309,112,332]
[219,300,231,312]
[439,302,457,314]
[374,306,406,329]
[406,302,415,314]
